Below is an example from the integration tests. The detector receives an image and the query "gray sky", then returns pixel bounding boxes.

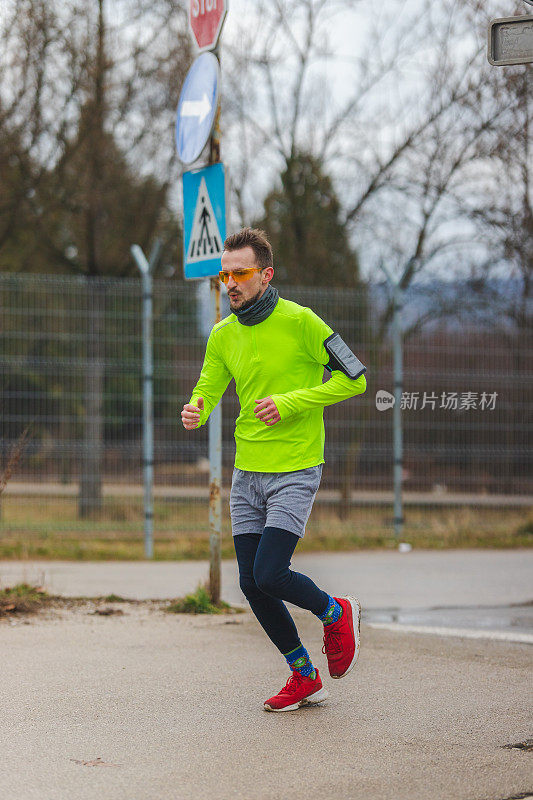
[181,0,527,284]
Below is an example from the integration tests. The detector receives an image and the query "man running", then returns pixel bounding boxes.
[181,227,367,712]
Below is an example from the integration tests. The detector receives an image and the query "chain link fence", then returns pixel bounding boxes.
[1,273,531,558]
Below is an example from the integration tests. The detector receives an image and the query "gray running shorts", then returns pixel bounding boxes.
[229,464,323,539]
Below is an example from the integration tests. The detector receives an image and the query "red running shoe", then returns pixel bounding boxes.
[321,596,361,679]
[264,668,328,712]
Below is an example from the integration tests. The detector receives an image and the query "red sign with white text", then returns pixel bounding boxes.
[189,0,228,52]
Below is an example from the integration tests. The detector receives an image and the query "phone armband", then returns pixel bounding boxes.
[324,333,367,380]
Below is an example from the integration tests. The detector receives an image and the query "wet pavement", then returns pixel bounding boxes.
[364,602,533,644]
[365,602,533,632]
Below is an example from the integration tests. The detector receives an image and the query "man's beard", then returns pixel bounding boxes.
[232,287,262,311]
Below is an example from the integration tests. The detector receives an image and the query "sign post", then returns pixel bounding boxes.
[175,1,228,605]
[206,60,224,608]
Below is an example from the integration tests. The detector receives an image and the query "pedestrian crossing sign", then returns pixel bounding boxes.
[182,162,227,279]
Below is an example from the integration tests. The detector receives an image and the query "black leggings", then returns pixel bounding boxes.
[233,525,330,654]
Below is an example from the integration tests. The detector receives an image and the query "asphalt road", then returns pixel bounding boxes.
[2,550,532,641]
[1,602,531,800]
[2,549,532,606]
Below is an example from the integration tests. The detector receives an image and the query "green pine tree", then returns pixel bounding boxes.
[257,152,361,289]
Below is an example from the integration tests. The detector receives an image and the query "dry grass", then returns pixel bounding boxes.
[0,581,243,619]
[0,495,530,560]
[0,582,52,616]
[163,581,236,614]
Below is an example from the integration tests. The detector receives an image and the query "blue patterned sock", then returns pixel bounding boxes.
[283,644,316,680]
[317,594,343,625]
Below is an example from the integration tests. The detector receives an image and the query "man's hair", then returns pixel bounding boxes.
[223,227,273,271]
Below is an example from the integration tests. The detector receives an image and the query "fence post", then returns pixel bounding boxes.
[391,280,404,538]
[381,265,404,539]
[131,243,157,559]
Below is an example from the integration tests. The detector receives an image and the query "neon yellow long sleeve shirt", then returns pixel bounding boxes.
[188,296,366,472]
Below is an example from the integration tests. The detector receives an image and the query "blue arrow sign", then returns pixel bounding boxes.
[183,162,227,279]
[176,52,220,165]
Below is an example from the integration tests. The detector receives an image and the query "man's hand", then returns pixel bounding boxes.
[254,396,281,426]
[181,397,204,429]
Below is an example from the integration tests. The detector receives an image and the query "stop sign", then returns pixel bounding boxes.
[189,0,228,52]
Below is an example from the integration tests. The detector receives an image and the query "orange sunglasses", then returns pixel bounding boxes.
[218,267,263,284]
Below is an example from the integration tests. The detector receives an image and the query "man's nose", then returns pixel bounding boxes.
[227,274,238,290]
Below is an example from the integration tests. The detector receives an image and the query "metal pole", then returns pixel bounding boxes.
[207,46,223,605]
[208,276,222,603]
[381,264,404,539]
[392,282,404,538]
[131,244,154,559]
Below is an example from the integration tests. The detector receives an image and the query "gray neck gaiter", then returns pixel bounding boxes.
[234,284,279,326]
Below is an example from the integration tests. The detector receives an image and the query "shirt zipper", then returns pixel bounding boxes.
[251,326,258,360]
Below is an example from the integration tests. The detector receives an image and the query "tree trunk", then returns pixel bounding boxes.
[79,278,104,517]
[338,411,366,520]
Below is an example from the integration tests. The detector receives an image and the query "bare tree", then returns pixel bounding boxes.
[221,0,528,516]
[455,1,532,333]
[223,0,525,313]
[0,0,191,274]
[0,0,191,516]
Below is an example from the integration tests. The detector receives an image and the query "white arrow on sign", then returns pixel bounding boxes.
[181,93,212,124]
